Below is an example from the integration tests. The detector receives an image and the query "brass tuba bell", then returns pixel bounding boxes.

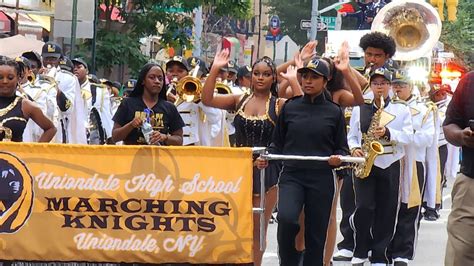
[371,0,442,61]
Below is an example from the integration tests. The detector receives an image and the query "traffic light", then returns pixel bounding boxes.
[430,0,459,21]
[446,0,459,21]
[430,0,445,21]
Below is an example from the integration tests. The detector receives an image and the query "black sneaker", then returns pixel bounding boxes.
[424,209,439,221]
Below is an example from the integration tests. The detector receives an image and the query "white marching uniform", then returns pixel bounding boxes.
[81,80,113,139]
[47,67,87,144]
[177,101,224,146]
[347,98,413,264]
[401,97,435,205]
[348,100,413,169]
[20,80,59,142]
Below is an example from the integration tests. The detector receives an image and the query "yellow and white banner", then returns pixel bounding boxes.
[0,143,253,264]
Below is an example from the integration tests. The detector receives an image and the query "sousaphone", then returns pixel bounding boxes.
[371,0,442,61]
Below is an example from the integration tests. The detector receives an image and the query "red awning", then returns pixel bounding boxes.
[0,11,12,33]
[99,4,123,22]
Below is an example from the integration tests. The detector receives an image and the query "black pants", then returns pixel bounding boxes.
[439,144,448,182]
[437,144,448,210]
[351,161,401,264]
[391,161,425,260]
[277,167,335,266]
[337,172,356,251]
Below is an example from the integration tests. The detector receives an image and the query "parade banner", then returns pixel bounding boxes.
[0,143,253,264]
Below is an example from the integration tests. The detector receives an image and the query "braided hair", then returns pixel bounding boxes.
[0,56,24,78]
[251,56,278,97]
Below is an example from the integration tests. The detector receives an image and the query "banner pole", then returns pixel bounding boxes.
[259,152,266,252]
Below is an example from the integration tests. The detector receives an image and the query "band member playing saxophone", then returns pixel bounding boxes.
[347,68,413,265]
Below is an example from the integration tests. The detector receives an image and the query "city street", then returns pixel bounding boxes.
[263,178,453,265]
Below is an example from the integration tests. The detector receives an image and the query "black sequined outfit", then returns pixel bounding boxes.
[0,96,27,142]
[234,94,281,194]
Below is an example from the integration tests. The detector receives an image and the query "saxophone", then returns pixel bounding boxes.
[354,94,385,179]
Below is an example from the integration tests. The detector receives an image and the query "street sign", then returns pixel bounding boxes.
[317,21,327,31]
[300,19,311,30]
[300,18,329,31]
[321,16,337,30]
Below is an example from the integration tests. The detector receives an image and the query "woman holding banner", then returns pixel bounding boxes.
[112,62,184,146]
[257,58,349,266]
[0,56,56,142]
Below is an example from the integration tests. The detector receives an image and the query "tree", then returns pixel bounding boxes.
[440,0,474,69]
[78,0,251,77]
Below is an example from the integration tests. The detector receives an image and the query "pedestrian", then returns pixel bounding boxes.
[443,71,474,266]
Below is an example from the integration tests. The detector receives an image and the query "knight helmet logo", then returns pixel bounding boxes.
[0,152,34,234]
[47,44,56,53]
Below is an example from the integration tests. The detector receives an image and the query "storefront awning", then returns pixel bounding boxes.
[0,11,12,33]
[0,34,44,58]
[28,14,51,32]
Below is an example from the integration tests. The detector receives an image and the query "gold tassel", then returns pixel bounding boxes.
[408,160,422,208]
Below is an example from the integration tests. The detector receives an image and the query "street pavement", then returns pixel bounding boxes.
[262,177,453,266]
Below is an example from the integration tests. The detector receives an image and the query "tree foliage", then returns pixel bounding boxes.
[79,0,251,76]
[440,0,474,69]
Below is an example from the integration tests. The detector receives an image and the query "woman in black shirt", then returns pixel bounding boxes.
[0,56,56,142]
[112,63,184,145]
[258,58,348,265]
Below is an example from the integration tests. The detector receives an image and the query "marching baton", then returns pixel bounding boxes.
[260,154,365,164]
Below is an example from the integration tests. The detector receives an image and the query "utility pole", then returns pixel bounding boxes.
[336,0,343,30]
[70,0,78,58]
[14,0,19,34]
[91,0,98,74]
[310,0,319,41]
[193,6,203,57]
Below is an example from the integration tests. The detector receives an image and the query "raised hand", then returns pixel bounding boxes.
[281,65,298,81]
[300,40,318,62]
[293,51,304,69]
[211,49,230,71]
[334,41,351,72]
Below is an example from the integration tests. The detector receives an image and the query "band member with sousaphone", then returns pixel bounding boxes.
[112,62,184,146]
[347,68,413,265]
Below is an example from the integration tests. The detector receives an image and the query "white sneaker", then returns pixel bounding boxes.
[351,257,368,264]
[394,257,409,263]
[333,249,353,261]
[371,263,387,266]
